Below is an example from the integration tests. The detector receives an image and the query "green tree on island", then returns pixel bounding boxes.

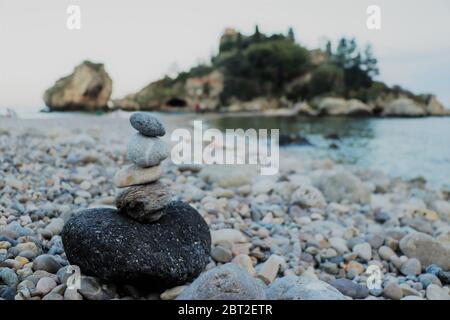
[131,26,425,109]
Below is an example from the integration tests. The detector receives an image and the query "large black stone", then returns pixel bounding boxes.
[61,201,211,288]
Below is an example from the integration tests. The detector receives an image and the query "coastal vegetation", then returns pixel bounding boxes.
[110,26,446,115]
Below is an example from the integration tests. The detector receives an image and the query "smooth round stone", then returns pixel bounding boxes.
[0,268,19,287]
[426,284,450,300]
[160,285,187,300]
[177,264,266,300]
[61,202,211,287]
[328,237,349,254]
[419,274,442,288]
[400,258,422,276]
[266,275,346,300]
[64,288,83,300]
[211,246,232,263]
[78,276,115,300]
[35,277,57,296]
[383,282,403,300]
[127,134,169,167]
[32,254,63,274]
[115,181,171,223]
[425,264,442,276]
[438,270,450,285]
[330,278,369,299]
[57,265,74,285]
[113,164,162,188]
[130,112,166,137]
[378,246,396,261]
[399,232,450,270]
[0,286,15,300]
[353,242,372,261]
[42,293,64,300]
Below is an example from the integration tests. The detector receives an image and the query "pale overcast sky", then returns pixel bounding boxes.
[0,0,449,109]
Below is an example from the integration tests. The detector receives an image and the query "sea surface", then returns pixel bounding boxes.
[208,115,450,189]
[3,107,450,189]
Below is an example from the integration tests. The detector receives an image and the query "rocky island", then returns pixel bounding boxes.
[41,27,448,117]
[43,61,112,112]
[112,28,448,117]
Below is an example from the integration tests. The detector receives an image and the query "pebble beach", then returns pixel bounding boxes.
[1,114,450,300]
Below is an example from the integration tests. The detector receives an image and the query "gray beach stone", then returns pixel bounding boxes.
[378,246,396,261]
[312,170,371,204]
[266,275,347,300]
[383,282,403,300]
[45,218,64,235]
[399,232,450,270]
[64,287,83,300]
[113,164,162,188]
[400,258,422,276]
[35,277,57,295]
[353,242,372,261]
[426,284,450,300]
[290,185,326,209]
[32,254,63,274]
[330,278,369,299]
[329,237,349,254]
[177,263,266,300]
[0,286,15,300]
[160,285,187,300]
[0,268,19,287]
[130,112,165,137]
[126,133,169,167]
[42,292,64,300]
[78,276,114,300]
[211,246,233,263]
[419,274,442,288]
[200,165,257,188]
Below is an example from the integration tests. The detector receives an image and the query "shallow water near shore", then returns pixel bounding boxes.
[207,115,450,189]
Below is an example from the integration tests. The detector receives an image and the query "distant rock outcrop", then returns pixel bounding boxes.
[381,98,427,117]
[425,95,447,116]
[44,61,112,112]
[310,96,448,118]
[46,28,448,117]
[109,27,448,117]
[112,71,224,112]
[316,98,373,116]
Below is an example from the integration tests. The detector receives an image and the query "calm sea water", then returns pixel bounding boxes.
[207,115,450,189]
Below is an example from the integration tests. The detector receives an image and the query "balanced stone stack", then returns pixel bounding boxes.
[114,112,171,223]
[61,113,211,288]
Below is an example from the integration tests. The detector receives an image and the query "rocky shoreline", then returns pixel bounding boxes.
[41,61,449,117]
[1,115,450,300]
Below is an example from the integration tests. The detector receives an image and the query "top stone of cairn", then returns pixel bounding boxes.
[130,112,166,137]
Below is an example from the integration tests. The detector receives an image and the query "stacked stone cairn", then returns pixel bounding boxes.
[61,113,211,288]
[114,112,171,223]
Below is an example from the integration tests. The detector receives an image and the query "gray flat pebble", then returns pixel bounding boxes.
[130,112,165,137]
[126,133,169,167]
